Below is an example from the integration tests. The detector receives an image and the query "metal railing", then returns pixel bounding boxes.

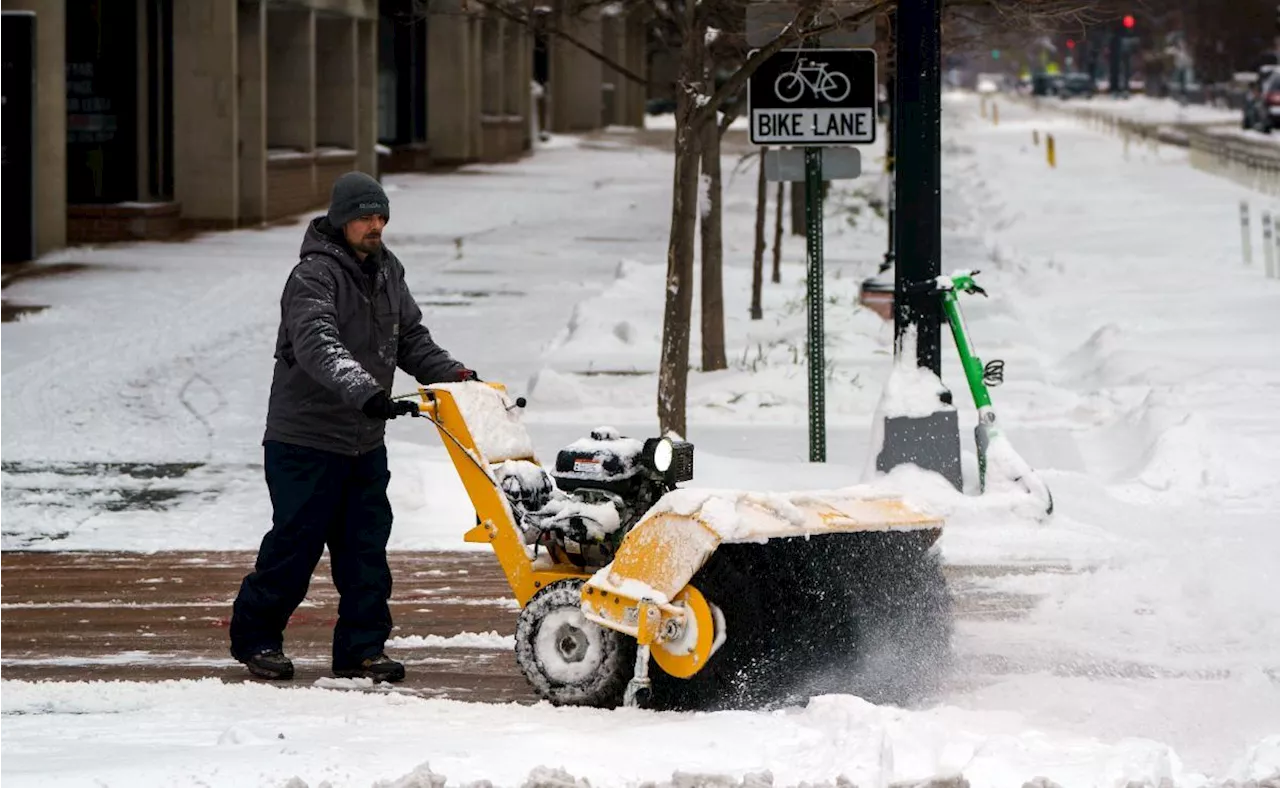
[1021,96,1280,195]
[1185,128,1280,196]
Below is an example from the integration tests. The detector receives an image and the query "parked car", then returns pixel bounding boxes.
[1058,72,1096,99]
[1242,67,1280,133]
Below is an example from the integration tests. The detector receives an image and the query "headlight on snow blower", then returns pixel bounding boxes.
[643,437,694,485]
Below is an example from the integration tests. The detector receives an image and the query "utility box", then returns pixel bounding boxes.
[2,11,37,263]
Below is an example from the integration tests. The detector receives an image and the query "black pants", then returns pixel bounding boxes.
[230,440,394,670]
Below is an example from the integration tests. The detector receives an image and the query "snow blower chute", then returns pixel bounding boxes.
[402,382,953,711]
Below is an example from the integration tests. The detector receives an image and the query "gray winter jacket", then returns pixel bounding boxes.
[263,217,468,455]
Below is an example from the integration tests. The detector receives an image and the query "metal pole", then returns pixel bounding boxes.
[1110,27,1122,96]
[805,146,826,463]
[877,0,962,492]
[893,0,943,374]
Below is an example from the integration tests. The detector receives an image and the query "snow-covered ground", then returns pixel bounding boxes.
[3,93,1279,787]
[1027,93,1240,128]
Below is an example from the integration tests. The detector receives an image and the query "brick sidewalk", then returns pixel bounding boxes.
[1,548,1055,703]
[0,550,536,702]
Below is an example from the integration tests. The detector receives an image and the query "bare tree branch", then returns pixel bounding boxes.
[689,0,895,131]
[434,0,652,87]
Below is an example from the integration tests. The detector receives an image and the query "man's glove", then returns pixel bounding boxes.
[458,368,481,382]
[361,391,419,420]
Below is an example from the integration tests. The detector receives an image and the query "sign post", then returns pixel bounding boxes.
[749,48,877,462]
[803,146,826,461]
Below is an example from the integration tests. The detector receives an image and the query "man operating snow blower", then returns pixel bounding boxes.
[229,171,479,683]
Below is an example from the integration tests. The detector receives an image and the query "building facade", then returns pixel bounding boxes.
[1,0,647,262]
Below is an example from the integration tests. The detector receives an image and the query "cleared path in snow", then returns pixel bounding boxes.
[0,549,1061,702]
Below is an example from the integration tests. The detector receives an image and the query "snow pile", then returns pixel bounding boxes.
[493,459,554,501]
[1234,736,1280,782]
[387,631,515,650]
[525,367,592,407]
[875,327,954,419]
[3,678,1274,787]
[542,259,663,369]
[526,495,624,541]
[980,430,1054,515]
[431,382,537,463]
[643,482,941,545]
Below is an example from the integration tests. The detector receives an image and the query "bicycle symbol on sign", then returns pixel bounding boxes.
[773,58,852,103]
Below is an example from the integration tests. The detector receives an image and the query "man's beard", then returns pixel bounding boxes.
[352,235,382,255]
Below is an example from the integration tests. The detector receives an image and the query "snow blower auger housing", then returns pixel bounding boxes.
[409,383,951,711]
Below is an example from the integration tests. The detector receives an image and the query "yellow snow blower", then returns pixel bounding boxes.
[405,382,952,710]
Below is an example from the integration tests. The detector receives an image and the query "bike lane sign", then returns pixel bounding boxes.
[748,49,877,145]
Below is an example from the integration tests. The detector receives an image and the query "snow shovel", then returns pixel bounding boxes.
[920,270,1054,515]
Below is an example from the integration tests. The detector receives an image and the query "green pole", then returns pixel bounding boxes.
[804,146,825,462]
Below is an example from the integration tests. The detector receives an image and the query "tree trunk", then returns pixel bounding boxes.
[699,118,727,371]
[750,147,767,320]
[656,5,705,438]
[771,180,784,283]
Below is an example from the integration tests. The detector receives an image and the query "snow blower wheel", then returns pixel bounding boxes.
[515,579,635,708]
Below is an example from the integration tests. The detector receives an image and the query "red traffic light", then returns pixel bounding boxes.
[1066,38,1076,49]
[1122,14,1135,28]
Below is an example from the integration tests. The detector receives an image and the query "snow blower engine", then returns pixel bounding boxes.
[496,428,694,569]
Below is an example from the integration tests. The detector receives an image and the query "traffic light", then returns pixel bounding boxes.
[992,49,1001,60]
[1066,38,1076,50]
[1122,14,1135,29]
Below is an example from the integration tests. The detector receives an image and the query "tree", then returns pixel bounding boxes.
[699,86,747,369]
[699,118,729,369]
[772,181,784,284]
[750,147,768,321]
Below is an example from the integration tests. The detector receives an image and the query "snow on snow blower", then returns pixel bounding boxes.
[403,382,953,711]
[928,270,1054,515]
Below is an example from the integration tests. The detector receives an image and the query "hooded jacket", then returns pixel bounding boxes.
[263,217,467,455]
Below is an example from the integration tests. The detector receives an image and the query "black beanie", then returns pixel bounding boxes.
[327,171,390,228]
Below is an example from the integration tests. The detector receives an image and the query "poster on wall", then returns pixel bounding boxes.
[2,11,37,263]
[65,0,137,204]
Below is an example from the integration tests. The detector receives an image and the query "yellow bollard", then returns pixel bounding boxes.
[992,103,999,125]
[1033,129,1040,146]
[1047,134,1056,168]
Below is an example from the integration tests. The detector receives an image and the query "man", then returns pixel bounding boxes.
[230,171,477,683]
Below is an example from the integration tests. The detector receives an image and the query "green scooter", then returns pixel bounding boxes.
[929,270,1054,516]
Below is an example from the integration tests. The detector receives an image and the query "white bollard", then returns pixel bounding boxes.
[1241,201,1253,266]
[1264,212,1274,275]
[1272,211,1280,279]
